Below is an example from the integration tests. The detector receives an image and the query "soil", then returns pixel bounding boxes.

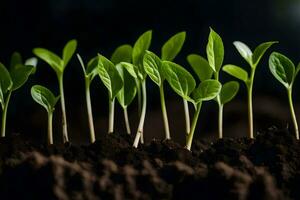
[0,126,299,200]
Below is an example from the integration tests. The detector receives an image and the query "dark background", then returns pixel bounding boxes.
[0,0,300,144]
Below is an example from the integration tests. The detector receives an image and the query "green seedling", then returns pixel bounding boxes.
[0,52,36,137]
[269,52,300,139]
[77,54,99,142]
[187,28,239,138]
[223,41,276,138]
[111,44,136,134]
[33,40,77,143]
[31,85,59,144]
[97,54,123,134]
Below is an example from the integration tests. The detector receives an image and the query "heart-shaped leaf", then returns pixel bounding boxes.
[143,51,163,86]
[33,48,62,74]
[222,64,248,83]
[269,52,295,88]
[161,31,186,61]
[252,41,277,68]
[206,28,224,72]
[10,65,35,91]
[111,44,133,64]
[31,85,59,113]
[62,39,77,68]
[187,54,213,82]
[233,41,252,65]
[193,79,221,103]
[220,81,240,104]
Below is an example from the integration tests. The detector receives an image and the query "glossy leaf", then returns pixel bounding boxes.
[62,39,77,68]
[161,31,186,61]
[233,41,252,65]
[269,52,295,88]
[252,41,277,67]
[31,85,59,113]
[111,44,133,64]
[132,30,152,67]
[193,79,221,103]
[187,54,213,82]
[143,51,163,86]
[222,64,248,83]
[220,81,240,104]
[98,54,123,100]
[10,65,35,91]
[33,48,62,74]
[120,62,139,79]
[206,28,224,72]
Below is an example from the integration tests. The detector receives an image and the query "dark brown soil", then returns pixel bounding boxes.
[0,126,299,200]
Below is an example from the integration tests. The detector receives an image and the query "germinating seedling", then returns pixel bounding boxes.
[223,41,276,138]
[31,85,59,144]
[269,52,300,139]
[0,52,36,137]
[33,40,77,143]
[77,54,99,142]
[97,54,123,134]
[111,44,136,134]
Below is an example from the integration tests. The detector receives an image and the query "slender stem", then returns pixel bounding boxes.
[183,99,190,135]
[159,84,171,140]
[186,102,202,151]
[108,98,115,134]
[247,69,255,139]
[85,80,96,142]
[133,80,147,148]
[218,104,224,139]
[136,80,142,117]
[58,75,69,143]
[123,107,131,134]
[48,111,54,145]
[1,91,12,137]
[287,88,299,139]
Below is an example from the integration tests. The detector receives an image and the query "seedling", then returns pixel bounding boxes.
[31,85,59,144]
[223,41,276,138]
[33,40,77,143]
[0,52,36,137]
[162,61,221,150]
[269,52,300,139]
[77,54,99,142]
[111,44,136,134]
[97,54,123,134]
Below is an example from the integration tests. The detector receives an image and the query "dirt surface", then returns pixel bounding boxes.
[0,126,299,200]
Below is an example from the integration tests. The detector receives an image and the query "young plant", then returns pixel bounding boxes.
[31,85,60,144]
[0,52,36,137]
[33,40,77,143]
[269,52,300,139]
[77,54,99,142]
[223,41,276,138]
[162,61,221,150]
[97,54,123,134]
[111,44,136,134]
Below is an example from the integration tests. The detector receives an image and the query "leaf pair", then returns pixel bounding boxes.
[77,54,99,84]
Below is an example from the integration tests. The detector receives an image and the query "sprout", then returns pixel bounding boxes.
[31,85,59,144]
[77,54,99,142]
[269,52,300,139]
[0,52,36,137]
[223,41,276,138]
[33,40,77,143]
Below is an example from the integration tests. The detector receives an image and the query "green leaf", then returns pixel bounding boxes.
[62,39,77,68]
[233,41,252,65]
[222,64,248,83]
[252,41,277,68]
[187,54,213,82]
[10,65,35,91]
[143,51,163,86]
[10,52,22,69]
[206,28,224,72]
[269,52,295,88]
[161,31,186,61]
[77,54,98,81]
[120,62,139,79]
[98,54,123,100]
[111,44,133,64]
[0,63,12,107]
[296,62,300,76]
[33,48,62,74]
[220,81,239,104]
[116,64,137,108]
[162,61,196,101]
[31,85,59,113]
[193,79,221,103]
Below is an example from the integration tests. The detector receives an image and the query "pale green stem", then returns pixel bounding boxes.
[85,80,96,142]
[159,84,170,140]
[1,91,12,137]
[48,111,54,145]
[58,75,69,143]
[218,104,224,139]
[136,80,142,117]
[183,99,190,135]
[123,107,131,134]
[186,102,202,151]
[108,98,115,134]
[287,87,299,139]
[247,69,255,139]
[133,80,147,148]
